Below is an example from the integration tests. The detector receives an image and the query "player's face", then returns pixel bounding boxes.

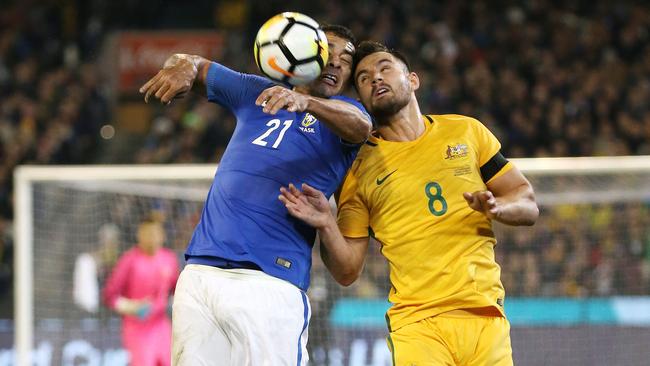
[304,33,354,98]
[137,223,165,254]
[354,52,414,122]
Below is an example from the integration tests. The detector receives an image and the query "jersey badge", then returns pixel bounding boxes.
[299,113,318,133]
[445,143,469,160]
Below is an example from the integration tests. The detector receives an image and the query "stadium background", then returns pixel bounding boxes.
[1,0,650,365]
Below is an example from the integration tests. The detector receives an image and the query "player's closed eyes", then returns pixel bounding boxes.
[357,74,369,85]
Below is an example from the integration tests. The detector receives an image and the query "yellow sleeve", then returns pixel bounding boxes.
[470,117,502,166]
[469,117,513,183]
[336,162,370,238]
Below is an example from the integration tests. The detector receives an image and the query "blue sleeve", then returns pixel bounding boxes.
[205,62,275,111]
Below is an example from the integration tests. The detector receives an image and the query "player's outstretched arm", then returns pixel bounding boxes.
[463,166,539,226]
[139,54,212,104]
[279,183,369,285]
[305,96,372,143]
[256,87,371,143]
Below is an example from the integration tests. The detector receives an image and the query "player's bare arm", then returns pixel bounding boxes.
[139,54,211,104]
[463,166,539,226]
[255,86,371,143]
[279,183,369,285]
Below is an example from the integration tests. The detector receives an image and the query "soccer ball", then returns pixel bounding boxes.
[254,12,329,86]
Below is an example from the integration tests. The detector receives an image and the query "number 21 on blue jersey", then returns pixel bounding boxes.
[252,119,293,148]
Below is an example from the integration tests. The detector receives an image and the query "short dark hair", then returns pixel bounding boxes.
[353,40,411,75]
[321,24,357,47]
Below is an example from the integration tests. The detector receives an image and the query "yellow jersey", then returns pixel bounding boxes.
[337,114,513,331]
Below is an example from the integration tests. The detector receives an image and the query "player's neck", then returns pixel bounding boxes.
[137,244,158,256]
[375,97,424,142]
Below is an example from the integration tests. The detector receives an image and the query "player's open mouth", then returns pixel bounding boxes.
[373,86,390,98]
[321,73,338,86]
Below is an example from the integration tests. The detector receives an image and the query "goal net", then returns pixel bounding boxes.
[13,166,214,366]
[13,156,650,366]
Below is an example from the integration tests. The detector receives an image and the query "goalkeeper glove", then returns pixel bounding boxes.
[115,297,152,319]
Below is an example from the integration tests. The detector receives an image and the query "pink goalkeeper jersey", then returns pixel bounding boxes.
[104,246,179,323]
[103,247,179,366]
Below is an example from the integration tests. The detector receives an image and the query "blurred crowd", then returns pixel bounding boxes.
[1,0,650,317]
[498,201,650,297]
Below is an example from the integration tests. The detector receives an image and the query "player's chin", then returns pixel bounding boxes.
[371,99,392,112]
[312,79,343,98]
[370,99,400,118]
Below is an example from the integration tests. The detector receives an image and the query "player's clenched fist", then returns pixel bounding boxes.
[139,54,197,104]
[256,86,310,114]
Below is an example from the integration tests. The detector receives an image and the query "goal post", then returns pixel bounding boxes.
[13,165,217,366]
[13,156,650,365]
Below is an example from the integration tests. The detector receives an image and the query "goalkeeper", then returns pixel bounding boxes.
[103,219,179,366]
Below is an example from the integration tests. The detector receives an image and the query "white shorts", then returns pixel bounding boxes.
[172,264,310,366]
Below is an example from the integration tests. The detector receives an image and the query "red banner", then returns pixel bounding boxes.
[117,32,224,93]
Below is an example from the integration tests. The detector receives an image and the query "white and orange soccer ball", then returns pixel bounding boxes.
[254,12,329,86]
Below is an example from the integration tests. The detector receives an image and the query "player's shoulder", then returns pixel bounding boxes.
[429,114,488,137]
[348,143,375,175]
[429,114,482,126]
[159,247,178,259]
[120,247,140,261]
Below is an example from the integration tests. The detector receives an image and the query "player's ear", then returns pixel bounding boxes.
[409,72,420,91]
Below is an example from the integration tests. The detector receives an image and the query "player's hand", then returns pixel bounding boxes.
[463,190,500,220]
[139,55,197,104]
[256,86,310,114]
[115,297,152,319]
[134,302,152,319]
[279,183,332,229]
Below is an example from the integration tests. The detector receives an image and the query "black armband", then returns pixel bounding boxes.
[480,151,509,183]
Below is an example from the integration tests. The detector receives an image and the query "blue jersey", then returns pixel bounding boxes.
[185,62,369,290]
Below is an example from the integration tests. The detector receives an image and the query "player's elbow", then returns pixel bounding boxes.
[522,189,539,226]
[359,119,372,138]
[335,273,359,287]
[342,117,371,144]
[351,119,372,143]
[333,267,362,287]
[511,200,539,226]
[509,184,539,226]
[523,202,540,226]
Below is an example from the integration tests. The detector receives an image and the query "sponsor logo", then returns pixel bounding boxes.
[276,257,292,269]
[267,56,295,77]
[376,169,397,185]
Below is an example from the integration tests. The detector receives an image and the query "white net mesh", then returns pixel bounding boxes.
[27,175,211,365]
[15,157,650,365]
